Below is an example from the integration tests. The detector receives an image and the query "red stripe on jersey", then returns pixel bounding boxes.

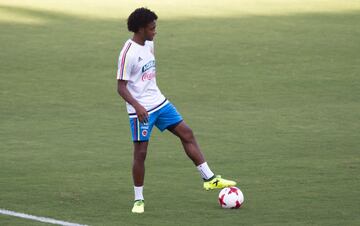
[119,42,132,80]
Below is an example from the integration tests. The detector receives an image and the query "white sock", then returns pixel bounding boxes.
[134,186,144,201]
[196,162,215,180]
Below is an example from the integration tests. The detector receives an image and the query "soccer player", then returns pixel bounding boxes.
[116,7,236,214]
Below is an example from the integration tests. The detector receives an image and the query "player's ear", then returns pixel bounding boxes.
[138,27,145,35]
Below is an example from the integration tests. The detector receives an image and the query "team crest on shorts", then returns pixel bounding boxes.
[142,130,148,137]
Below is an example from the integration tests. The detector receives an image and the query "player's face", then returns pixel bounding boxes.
[144,21,157,41]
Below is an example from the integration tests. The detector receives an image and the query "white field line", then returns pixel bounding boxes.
[0,209,88,226]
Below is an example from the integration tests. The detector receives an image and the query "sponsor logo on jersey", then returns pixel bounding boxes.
[142,72,156,81]
[142,60,155,72]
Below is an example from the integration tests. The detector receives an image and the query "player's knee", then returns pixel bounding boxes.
[181,128,195,143]
[134,149,147,161]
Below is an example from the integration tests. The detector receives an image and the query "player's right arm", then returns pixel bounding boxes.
[117,80,148,123]
[117,43,148,123]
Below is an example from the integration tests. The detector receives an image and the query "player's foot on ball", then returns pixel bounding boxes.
[131,200,144,213]
[203,175,236,191]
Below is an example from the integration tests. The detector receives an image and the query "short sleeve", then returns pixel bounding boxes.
[117,43,133,80]
[145,41,154,55]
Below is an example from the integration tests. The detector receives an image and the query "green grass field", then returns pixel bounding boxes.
[1,1,360,225]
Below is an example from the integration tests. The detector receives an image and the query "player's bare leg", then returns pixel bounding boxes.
[132,141,148,213]
[168,121,205,165]
[133,141,148,186]
[169,121,236,190]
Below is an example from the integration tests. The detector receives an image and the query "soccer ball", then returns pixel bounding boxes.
[218,187,244,209]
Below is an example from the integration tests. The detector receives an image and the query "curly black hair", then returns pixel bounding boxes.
[127,8,158,33]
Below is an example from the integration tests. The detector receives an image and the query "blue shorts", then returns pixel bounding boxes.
[129,102,183,142]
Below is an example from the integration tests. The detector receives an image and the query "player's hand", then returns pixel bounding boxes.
[135,104,148,123]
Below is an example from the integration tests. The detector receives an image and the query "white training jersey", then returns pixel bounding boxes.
[117,39,166,115]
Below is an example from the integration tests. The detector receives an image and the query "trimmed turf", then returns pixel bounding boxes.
[1,1,359,225]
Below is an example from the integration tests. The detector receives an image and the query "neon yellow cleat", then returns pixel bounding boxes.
[131,200,144,213]
[203,175,236,191]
